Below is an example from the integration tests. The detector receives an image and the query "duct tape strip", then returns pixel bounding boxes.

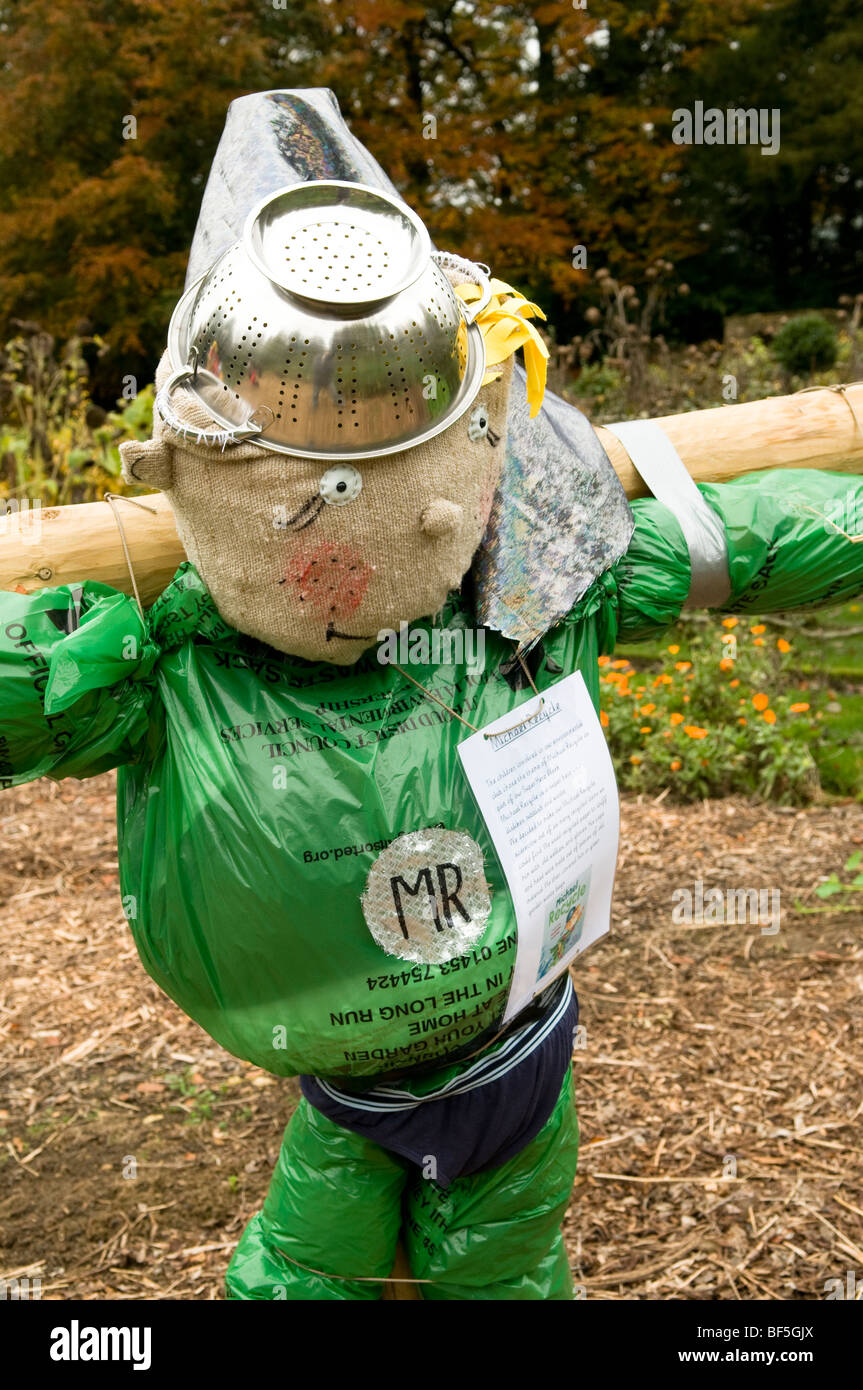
[603,419,731,609]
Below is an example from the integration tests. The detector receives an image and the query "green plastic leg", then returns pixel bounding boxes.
[227,1072,579,1301]
[404,1069,580,1300]
[226,1097,408,1300]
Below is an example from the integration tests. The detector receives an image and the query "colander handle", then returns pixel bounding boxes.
[433,252,492,325]
[156,363,269,448]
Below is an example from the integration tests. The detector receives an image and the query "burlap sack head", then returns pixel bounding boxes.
[120,354,514,664]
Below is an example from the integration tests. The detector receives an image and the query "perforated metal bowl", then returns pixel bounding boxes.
[162,181,489,459]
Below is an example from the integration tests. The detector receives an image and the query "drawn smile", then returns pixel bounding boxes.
[326,620,374,642]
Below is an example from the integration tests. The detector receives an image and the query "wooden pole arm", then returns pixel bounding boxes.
[595,383,863,500]
[0,493,182,607]
[1,385,862,601]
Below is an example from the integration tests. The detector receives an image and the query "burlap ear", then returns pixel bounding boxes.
[119,350,272,504]
[119,437,174,489]
[120,350,274,493]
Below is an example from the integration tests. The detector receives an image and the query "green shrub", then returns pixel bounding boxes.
[572,360,626,402]
[0,326,152,504]
[771,314,837,376]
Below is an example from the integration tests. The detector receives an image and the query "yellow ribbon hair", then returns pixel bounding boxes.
[454,278,549,417]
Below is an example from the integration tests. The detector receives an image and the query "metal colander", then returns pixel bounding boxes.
[162,181,489,459]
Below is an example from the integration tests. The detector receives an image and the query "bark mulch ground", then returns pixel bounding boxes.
[1,774,861,1300]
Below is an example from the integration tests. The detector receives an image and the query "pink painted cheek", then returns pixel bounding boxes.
[286,543,373,619]
[477,472,497,530]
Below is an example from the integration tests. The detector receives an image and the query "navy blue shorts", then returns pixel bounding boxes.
[301,977,577,1188]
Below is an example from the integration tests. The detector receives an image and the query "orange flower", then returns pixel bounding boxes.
[729,678,740,688]
[684,725,708,739]
[598,654,611,667]
[612,659,630,669]
[789,702,810,713]
[777,638,791,653]
[752,693,769,711]
[639,725,652,733]
[722,617,738,629]
[738,717,747,726]
[683,695,690,703]
[667,644,680,655]
[640,703,656,715]
[751,624,766,635]
[670,712,685,726]
[635,686,645,695]
[753,637,765,647]
[662,730,673,739]
[670,760,682,771]
[762,708,777,724]
[600,709,609,727]
[719,658,734,672]
[653,674,673,687]
[675,661,692,672]
[630,755,642,765]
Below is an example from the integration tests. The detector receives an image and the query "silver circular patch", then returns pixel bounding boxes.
[320,464,362,506]
[362,828,492,965]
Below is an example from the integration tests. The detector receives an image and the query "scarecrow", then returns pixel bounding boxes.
[2,91,862,1301]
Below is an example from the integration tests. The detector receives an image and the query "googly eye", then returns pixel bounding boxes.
[320,465,362,506]
[468,404,490,443]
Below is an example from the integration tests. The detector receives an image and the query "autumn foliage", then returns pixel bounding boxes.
[0,0,860,399]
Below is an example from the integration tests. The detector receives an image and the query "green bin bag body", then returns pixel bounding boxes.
[1,469,862,1081]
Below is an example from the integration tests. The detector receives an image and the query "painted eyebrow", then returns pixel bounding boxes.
[282,491,325,531]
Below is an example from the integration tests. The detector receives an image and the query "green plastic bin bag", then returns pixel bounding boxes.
[614,467,863,644]
[0,581,158,786]
[1,469,862,1082]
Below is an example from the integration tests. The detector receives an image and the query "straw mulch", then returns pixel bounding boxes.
[1,774,861,1300]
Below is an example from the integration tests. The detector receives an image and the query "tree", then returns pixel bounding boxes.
[0,0,858,402]
[0,0,289,395]
[664,0,863,311]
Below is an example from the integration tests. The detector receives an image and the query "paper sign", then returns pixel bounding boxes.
[458,670,619,1022]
